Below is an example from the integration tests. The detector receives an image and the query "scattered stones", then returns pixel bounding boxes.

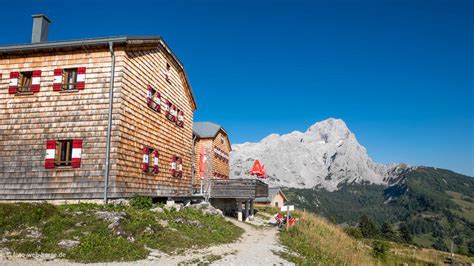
[159,220,169,228]
[173,218,204,228]
[75,222,85,227]
[95,211,134,240]
[58,239,80,249]
[144,226,154,234]
[25,227,42,239]
[95,211,127,223]
[0,247,11,257]
[189,220,204,228]
[112,199,129,206]
[185,202,223,216]
[107,220,121,230]
[150,206,164,213]
[175,218,186,224]
[164,203,183,212]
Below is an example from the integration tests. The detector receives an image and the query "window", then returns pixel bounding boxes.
[148,147,155,173]
[165,63,171,81]
[275,202,279,207]
[62,68,78,90]
[146,86,161,112]
[55,140,73,166]
[18,71,33,93]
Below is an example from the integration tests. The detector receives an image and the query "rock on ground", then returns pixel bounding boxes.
[58,240,80,249]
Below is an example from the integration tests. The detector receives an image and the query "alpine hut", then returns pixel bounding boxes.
[0,15,197,201]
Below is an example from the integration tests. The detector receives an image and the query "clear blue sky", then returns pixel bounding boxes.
[1,0,473,176]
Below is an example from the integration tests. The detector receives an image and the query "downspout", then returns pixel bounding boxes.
[104,42,116,204]
[191,134,198,195]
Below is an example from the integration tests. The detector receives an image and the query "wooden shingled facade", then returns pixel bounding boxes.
[193,125,231,186]
[0,39,197,200]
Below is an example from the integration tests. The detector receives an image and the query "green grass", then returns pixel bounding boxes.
[0,202,243,263]
[447,191,474,223]
[279,211,376,265]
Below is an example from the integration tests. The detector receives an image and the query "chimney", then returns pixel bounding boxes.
[31,14,51,43]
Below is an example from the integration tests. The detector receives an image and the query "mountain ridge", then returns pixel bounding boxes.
[230,118,411,191]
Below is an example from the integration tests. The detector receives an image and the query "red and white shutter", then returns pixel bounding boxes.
[31,70,41,93]
[154,91,161,112]
[8,72,19,94]
[142,147,149,172]
[53,69,63,91]
[163,99,171,116]
[76,67,86,90]
[153,150,159,174]
[45,140,56,169]
[146,86,153,105]
[178,157,183,177]
[170,105,178,122]
[171,155,177,176]
[177,110,184,127]
[71,139,83,168]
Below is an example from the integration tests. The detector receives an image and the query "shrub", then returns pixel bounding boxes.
[358,214,378,238]
[344,227,363,239]
[372,240,389,261]
[128,196,153,209]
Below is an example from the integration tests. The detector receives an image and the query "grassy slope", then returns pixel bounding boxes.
[278,211,375,265]
[285,167,474,255]
[0,202,243,263]
[277,211,473,265]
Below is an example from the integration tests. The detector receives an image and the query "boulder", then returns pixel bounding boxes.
[58,240,80,249]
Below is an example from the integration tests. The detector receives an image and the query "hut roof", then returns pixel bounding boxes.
[193,122,225,139]
[254,187,287,203]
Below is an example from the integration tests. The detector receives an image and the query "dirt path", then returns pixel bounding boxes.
[0,217,294,266]
[138,217,294,265]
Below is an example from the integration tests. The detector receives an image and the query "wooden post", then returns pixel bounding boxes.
[237,199,243,221]
[250,199,254,218]
[244,200,249,221]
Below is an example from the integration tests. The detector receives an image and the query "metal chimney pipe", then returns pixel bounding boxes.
[31,14,51,43]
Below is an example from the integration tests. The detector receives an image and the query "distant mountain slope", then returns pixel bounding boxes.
[231,118,396,191]
[230,118,473,255]
[285,167,474,256]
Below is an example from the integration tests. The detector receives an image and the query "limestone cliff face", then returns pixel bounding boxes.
[230,118,404,191]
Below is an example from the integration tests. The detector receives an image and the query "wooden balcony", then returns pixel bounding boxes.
[209,178,268,199]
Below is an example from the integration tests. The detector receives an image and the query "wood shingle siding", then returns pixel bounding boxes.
[0,39,196,200]
[113,45,194,197]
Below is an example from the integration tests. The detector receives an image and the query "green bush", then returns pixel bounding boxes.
[344,227,363,239]
[372,240,389,261]
[129,196,153,209]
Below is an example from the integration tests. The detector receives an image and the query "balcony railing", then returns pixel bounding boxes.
[209,178,268,199]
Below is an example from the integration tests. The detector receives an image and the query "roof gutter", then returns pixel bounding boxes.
[103,42,116,204]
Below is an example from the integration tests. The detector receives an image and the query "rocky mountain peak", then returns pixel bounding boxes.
[230,118,396,191]
[306,118,351,142]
